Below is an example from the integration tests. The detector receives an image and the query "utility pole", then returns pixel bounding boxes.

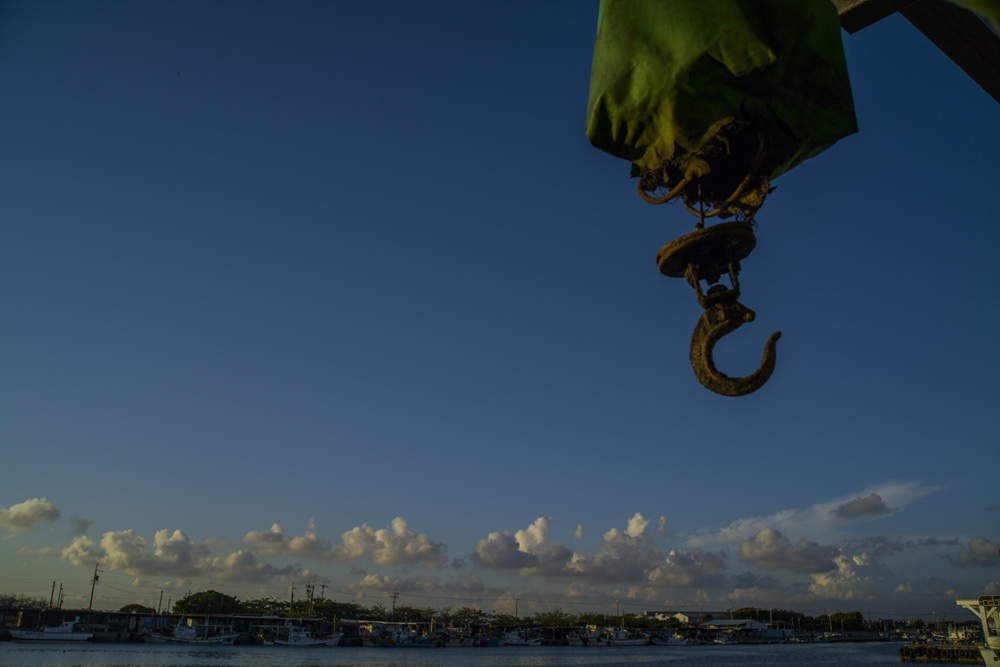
[320,584,327,600]
[158,591,164,614]
[307,583,314,617]
[88,563,102,610]
[290,583,296,615]
[57,584,64,609]
[391,589,399,620]
[50,581,56,608]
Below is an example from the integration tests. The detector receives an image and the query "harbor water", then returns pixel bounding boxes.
[0,641,907,667]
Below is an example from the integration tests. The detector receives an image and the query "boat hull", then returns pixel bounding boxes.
[9,630,93,642]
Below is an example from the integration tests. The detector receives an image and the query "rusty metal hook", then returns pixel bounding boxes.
[690,300,781,397]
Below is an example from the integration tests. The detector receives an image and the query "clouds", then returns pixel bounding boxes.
[739,528,840,573]
[646,549,728,588]
[472,517,573,575]
[243,517,447,569]
[947,537,1000,568]
[0,498,60,532]
[26,483,997,614]
[472,514,728,590]
[61,529,294,583]
[833,493,890,518]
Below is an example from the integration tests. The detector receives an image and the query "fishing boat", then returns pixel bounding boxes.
[499,629,541,646]
[141,621,239,644]
[955,594,1000,663]
[273,626,343,646]
[607,628,651,645]
[9,617,93,642]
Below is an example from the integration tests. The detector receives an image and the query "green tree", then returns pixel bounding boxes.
[451,606,489,628]
[530,608,575,627]
[312,598,367,620]
[242,597,288,616]
[173,590,244,615]
[0,593,48,608]
[120,603,155,614]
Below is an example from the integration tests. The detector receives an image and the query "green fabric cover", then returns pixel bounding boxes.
[586,0,858,186]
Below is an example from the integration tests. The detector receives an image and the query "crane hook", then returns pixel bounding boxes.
[689,299,781,397]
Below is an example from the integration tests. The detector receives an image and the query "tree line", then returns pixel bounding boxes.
[2,590,968,632]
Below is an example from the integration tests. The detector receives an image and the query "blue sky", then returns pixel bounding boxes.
[1,1,997,621]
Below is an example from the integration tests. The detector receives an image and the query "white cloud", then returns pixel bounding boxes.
[243,518,446,569]
[0,498,60,532]
[646,549,727,588]
[804,554,874,601]
[739,528,840,573]
[62,528,294,583]
[574,524,583,540]
[567,514,661,583]
[332,517,446,569]
[471,517,572,575]
[61,536,101,566]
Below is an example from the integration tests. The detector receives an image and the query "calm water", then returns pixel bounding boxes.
[0,641,906,667]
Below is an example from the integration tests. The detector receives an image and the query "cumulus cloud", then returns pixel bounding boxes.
[947,537,1000,568]
[832,493,890,518]
[244,518,446,569]
[646,549,727,588]
[62,529,294,583]
[574,524,583,540]
[0,498,60,532]
[331,518,446,569]
[805,554,874,601]
[61,536,100,566]
[567,513,661,583]
[471,517,573,575]
[473,530,538,569]
[243,524,331,558]
[739,528,840,573]
[656,516,668,535]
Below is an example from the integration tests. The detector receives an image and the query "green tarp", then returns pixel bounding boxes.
[586,0,858,207]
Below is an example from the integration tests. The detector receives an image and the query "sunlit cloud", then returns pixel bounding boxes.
[61,529,295,583]
[646,549,727,588]
[471,517,573,576]
[567,513,661,583]
[331,517,447,569]
[0,498,61,532]
[244,518,447,569]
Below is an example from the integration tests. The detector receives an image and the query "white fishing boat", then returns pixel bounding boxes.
[141,621,239,644]
[273,626,343,646]
[9,617,93,642]
[956,594,1000,663]
[607,628,651,645]
[499,629,541,646]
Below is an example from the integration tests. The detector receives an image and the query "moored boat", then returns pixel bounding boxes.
[9,617,93,642]
[141,621,238,644]
[273,627,343,647]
